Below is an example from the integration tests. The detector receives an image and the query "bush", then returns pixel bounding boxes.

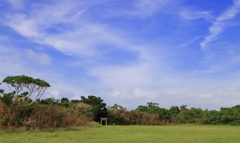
[88,121,102,127]
[0,101,93,130]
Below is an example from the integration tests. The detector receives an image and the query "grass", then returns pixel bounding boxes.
[1,124,240,143]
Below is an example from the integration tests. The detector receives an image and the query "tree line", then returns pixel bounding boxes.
[0,75,240,130]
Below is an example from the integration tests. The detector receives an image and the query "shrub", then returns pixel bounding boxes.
[88,121,102,128]
[0,101,93,130]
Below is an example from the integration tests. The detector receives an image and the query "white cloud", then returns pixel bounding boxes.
[178,36,202,49]
[180,11,213,20]
[133,0,169,16]
[0,46,25,76]
[0,35,8,41]
[5,1,168,62]
[0,45,53,79]
[8,13,40,37]
[2,0,240,110]
[112,90,120,97]
[6,0,25,10]
[2,0,172,103]
[5,2,135,57]
[101,0,178,18]
[49,90,59,99]
[68,7,87,22]
[26,49,52,66]
[200,0,240,48]
[89,64,151,87]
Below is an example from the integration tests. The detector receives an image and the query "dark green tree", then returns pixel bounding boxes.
[71,99,81,104]
[80,95,107,122]
[180,105,188,111]
[170,106,180,115]
[108,103,126,112]
[107,104,126,125]
[60,97,70,108]
[0,92,14,106]
[136,102,160,113]
[39,98,58,105]
[135,105,148,112]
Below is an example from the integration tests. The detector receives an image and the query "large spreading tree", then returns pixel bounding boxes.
[2,75,51,104]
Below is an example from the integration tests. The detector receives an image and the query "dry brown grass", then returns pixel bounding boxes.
[111,110,165,125]
[0,102,92,130]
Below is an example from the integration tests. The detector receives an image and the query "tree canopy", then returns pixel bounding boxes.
[80,95,107,121]
[2,75,51,104]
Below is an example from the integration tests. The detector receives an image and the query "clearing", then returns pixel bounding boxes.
[0,125,240,143]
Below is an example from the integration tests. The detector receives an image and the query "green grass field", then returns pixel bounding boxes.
[1,125,240,143]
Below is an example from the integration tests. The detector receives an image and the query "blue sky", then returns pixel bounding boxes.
[0,0,240,110]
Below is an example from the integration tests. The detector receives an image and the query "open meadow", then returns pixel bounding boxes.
[0,125,240,143]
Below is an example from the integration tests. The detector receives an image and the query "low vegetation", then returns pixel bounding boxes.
[0,75,240,131]
[0,101,92,130]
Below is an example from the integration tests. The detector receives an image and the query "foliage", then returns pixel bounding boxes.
[109,102,229,125]
[88,121,102,127]
[80,95,107,122]
[2,75,240,130]
[107,104,161,125]
[0,76,94,130]
[0,83,3,95]
[0,101,92,130]
[71,102,93,116]
[107,104,126,125]
[2,75,50,104]
[39,98,59,105]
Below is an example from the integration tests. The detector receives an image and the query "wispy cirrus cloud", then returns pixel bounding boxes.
[1,0,240,110]
[6,0,25,10]
[180,11,213,20]
[5,2,95,56]
[178,36,202,49]
[130,0,170,17]
[0,46,52,75]
[200,0,240,48]
[98,0,179,18]
[4,0,172,59]
[1,0,173,102]
[26,49,52,66]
